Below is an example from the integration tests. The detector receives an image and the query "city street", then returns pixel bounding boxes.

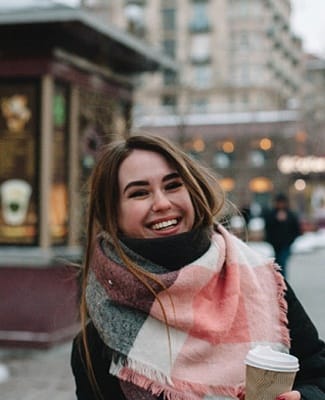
[0,246,324,400]
[0,341,75,400]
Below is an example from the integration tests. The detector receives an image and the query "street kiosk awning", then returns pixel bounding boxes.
[0,1,178,74]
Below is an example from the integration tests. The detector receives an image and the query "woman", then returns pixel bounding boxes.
[71,135,325,400]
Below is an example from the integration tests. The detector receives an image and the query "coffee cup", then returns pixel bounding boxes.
[0,179,32,225]
[245,345,299,400]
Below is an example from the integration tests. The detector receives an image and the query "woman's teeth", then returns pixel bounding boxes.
[151,219,178,230]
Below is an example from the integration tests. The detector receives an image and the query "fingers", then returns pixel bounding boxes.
[276,390,301,400]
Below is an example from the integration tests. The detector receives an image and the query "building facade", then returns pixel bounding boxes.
[129,0,305,211]
[81,0,324,224]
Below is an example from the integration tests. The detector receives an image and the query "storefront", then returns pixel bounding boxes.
[279,154,325,230]
[0,4,176,347]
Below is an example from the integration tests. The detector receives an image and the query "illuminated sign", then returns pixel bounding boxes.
[278,155,325,174]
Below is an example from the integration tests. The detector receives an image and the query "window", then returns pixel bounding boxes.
[124,3,145,36]
[241,92,249,103]
[189,1,210,32]
[161,95,177,107]
[191,98,208,113]
[163,70,177,86]
[190,34,211,62]
[213,152,231,169]
[239,63,250,84]
[0,82,39,245]
[249,177,273,193]
[249,150,265,167]
[228,0,260,18]
[161,8,176,31]
[239,32,249,49]
[229,31,250,52]
[193,65,212,88]
[162,39,176,57]
[238,0,249,16]
[232,63,250,86]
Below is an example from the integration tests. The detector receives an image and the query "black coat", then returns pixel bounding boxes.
[264,208,301,251]
[71,282,325,400]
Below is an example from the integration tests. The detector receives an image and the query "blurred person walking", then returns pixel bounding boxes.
[264,193,301,278]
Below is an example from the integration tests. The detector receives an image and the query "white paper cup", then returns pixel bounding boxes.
[0,179,32,225]
[245,345,299,400]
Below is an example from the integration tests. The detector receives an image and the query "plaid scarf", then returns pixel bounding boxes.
[86,225,290,400]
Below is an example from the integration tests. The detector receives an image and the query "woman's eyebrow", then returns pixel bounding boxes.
[123,180,148,194]
[163,172,180,182]
[123,172,180,194]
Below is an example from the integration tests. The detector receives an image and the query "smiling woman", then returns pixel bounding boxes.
[117,150,195,239]
[71,134,325,400]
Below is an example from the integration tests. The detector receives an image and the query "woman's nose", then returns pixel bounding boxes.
[151,191,172,211]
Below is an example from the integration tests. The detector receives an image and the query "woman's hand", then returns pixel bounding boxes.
[275,390,301,400]
[239,389,301,399]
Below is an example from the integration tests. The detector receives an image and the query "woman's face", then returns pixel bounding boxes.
[117,149,195,238]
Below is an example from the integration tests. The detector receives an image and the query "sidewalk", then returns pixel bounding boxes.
[0,341,75,400]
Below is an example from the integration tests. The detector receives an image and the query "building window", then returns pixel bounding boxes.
[238,0,249,16]
[239,32,249,49]
[0,82,39,245]
[163,70,177,86]
[219,177,235,192]
[191,98,208,113]
[162,39,176,57]
[190,33,211,63]
[228,0,262,18]
[249,150,265,167]
[229,31,250,51]
[161,8,176,31]
[231,63,250,86]
[249,177,273,193]
[213,152,231,169]
[189,1,210,32]
[124,3,145,37]
[193,65,212,88]
[240,64,250,84]
[161,94,177,108]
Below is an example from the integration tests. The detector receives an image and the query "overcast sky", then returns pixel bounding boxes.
[291,0,325,56]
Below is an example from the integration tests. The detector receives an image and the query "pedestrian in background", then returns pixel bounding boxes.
[71,135,325,400]
[264,193,301,278]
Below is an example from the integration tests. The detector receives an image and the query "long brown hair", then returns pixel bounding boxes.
[79,134,225,398]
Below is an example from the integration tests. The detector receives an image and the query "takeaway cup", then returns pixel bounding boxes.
[245,345,299,400]
[0,179,32,225]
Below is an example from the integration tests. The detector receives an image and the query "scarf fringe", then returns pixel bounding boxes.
[110,357,172,385]
[112,357,243,400]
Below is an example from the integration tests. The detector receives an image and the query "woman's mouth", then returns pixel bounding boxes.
[150,218,179,231]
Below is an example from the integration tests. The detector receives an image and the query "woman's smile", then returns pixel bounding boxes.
[117,149,195,239]
[150,217,179,231]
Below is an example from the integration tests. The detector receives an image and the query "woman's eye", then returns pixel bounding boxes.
[128,190,148,198]
[165,181,183,191]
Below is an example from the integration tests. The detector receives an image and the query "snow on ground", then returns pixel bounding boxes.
[0,363,10,384]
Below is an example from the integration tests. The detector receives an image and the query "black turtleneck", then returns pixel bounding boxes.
[119,227,211,270]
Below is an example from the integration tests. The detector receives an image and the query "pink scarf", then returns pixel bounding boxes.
[86,225,290,399]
